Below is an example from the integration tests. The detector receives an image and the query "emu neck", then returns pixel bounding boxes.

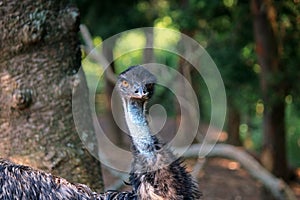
[123,98,155,158]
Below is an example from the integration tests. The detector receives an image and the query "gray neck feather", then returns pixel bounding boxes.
[122,98,155,158]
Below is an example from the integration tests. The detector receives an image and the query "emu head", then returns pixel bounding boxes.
[116,66,156,102]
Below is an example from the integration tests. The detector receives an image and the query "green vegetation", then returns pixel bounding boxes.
[77,0,300,170]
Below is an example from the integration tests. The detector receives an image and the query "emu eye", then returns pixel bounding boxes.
[122,80,129,87]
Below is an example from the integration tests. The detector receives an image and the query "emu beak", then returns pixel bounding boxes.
[133,86,148,99]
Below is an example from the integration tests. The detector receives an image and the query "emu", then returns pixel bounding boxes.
[116,66,201,200]
[0,65,201,200]
[0,159,135,199]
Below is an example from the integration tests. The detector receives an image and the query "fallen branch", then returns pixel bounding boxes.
[181,143,297,200]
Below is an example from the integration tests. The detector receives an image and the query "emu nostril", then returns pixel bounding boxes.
[134,87,148,98]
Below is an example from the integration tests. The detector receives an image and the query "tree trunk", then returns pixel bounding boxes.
[0,0,103,191]
[102,42,125,147]
[143,28,155,64]
[175,25,199,146]
[251,0,288,180]
[175,59,193,146]
[227,104,242,146]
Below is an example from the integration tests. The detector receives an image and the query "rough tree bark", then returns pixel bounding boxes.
[251,0,288,180]
[0,0,103,191]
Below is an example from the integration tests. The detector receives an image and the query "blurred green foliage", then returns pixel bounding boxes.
[75,0,300,167]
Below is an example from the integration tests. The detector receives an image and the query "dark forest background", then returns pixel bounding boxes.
[75,0,300,181]
[0,0,299,198]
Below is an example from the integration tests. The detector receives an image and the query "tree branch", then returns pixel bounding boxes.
[79,24,117,84]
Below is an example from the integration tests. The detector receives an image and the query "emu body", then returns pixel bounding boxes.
[117,66,201,200]
[0,159,135,200]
